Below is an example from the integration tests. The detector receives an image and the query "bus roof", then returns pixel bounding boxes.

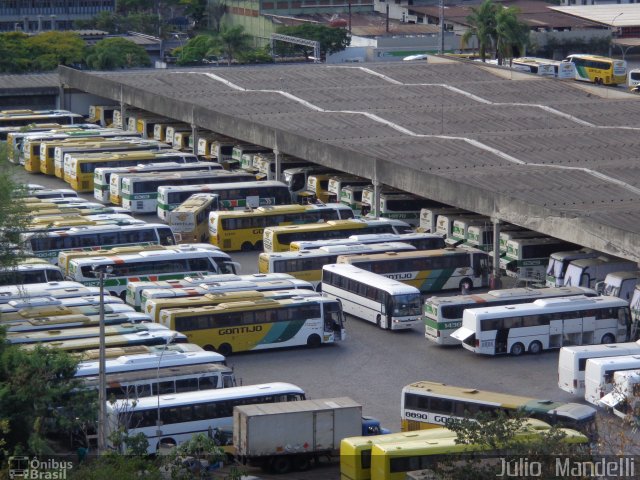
[158,180,286,192]
[465,295,626,318]
[69,244,228,266]
[263,242,415,258]
[323,264,421,295]
[568,256,632,268]
[268,218,409,233]
[426,286,596,307]
[339,247,483,263]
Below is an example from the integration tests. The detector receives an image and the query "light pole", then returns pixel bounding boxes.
[92,264,113,454]
[609,13,623,57]
[156,332,178,442]
[173,34,185,63]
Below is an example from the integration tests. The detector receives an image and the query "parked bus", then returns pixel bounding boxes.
[196,133,235,161]
[452,296,631,356]
[447,217,491,246]
[232,144,271,174]
[545,249,600,287]
[93,161,219,203]
[106,382,304,454]
[327,174,369,203]
[424,286,597,346]
[435,214,482,240]
[284,166,336,203]
[584,355,640,405]
[563,54,627,85]
[0,109,82,143]
[58,245,175,277]
[152,122,188,142]
[157,181,291,220]
[7,126,99,164]
[15,188,78,201]
[145,288,319,323]
[419,207,467,234]
[263,218,412,253]
[87,105,117,127]
[557,341,640,396]
[65,150,199,193]
[340,184,367,215]
[464,223,523,252]
[362,192,442,227]
[4,311,148,333]
[370,427,587,480]
[0,298,132,322]
[322,264,421,331]
[290,232,445,252]
[132,275,314,314]
[66,245,236,300]
[173,130,193,151]
[0,281,101,305]
[120,170,249,214]
[599,370,640,419]
[22,223,176,264]
[20,327,187,353]
[209,203,355,252]
[598,271,639,301]
[134,115,170,138]
[338,247,490,294]
[501,238,578,281]
[167,194,219,244]
[27,214,144,233]
[511,57,559,76]
[400,380,597,438]
[209,138,238,167]
[498,230,547,255]
[260,242,416,290]
[0,259,64,286]
[253,153,310,181]
[298,173,337,204]
[628,68,640,89]
[81,363,236,399]
[165,125,192,147]
[158,296,345,356]
[563,255,637,290]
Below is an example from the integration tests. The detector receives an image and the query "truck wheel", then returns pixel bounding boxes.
[294,455,312,471]
[270,456,292,474]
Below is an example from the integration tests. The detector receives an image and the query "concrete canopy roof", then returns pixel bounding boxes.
[58,61,640,261]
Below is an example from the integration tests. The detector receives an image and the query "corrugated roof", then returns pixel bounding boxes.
[550,4,640,27]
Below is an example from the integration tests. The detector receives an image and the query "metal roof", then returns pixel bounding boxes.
[58,60,640,261]
[550,4,640,27]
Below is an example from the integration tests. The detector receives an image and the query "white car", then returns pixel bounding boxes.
[403,54,428,61]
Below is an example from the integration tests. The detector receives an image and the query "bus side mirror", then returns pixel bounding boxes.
[174,233,183,243]
[595,281,604,295]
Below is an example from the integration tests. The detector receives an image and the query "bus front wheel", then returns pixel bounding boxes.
[510,342,525,356]
[307,334,321,348]
[241,241,253,251]
[203,344,216,352]
[217,343,232,356]
[601,333,615,344]
[528,341,542,354]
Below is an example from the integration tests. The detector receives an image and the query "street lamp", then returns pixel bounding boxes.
[609,13,623,57]
[92,264,113,454]
[156,332,179,442]
[173,34,185,63]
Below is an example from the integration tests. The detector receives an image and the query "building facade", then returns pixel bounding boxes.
[0,0,115,32]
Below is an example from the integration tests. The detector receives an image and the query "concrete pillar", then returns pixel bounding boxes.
[491,218,502,289]
[58,84,65,110]
[372,179,381,219]
[119,102,127,130]
[191,124,198,154]
[274,148,281,182]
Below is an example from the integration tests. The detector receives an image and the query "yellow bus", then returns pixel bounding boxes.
[87,105,118,127]
[263,219,413,253]
[65,150,198,192]
[298,173,335,204]
[258,242,416,290]
[158,296,345,356]
[167,193,218,244]
[370,427,588,480]
[144,288,318,323]
[563,54,627,85]
[208,203,355,251]
[134,114,169,138]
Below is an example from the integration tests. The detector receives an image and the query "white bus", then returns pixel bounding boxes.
[599,370,640,419]
[4,311,149,333]
[289,232,446,252]
[584,355,640,406]
[126,272,310,310]
[628,68,640,89]
[361,192,440,226]
[322,264,422,330]
[0,259,64,286]
[22,223,177,264]
[106,382,305,454]
[564,256,637,290]
[545,249,600,287]
[66,245,237,300]
[0,281,100,305]
[500,237,578,281]
[119,170,251,214]
[75,347,225,377]
[326,174,369,203]
[558,341,640,396]
[156,181,292,220]
[0,295,126,319]
[598,271,639,301]
[419,207,467,234]
[258,242,416,290]
[93,161,221,203]
[424,286,597,346]
[452,296,631,356]
[253,153,310,181]
[283,166,335,203]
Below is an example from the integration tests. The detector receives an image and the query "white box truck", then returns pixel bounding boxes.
[233,397,384,474]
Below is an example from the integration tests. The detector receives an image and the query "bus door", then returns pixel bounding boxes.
[495,327,509,354]
[473,252,489,285]
[549,315,563,349]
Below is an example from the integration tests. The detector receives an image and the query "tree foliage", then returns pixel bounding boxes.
[461,0,497,62]
[26,31,86,70]
[275,24,349,59]
[175,34,216,65]
[214,25,252,65]
[181,0,208,29]
[206,1,227,33]
[85,38,152,70]
[0,148,31,268]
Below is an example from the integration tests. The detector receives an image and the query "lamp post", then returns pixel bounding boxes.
[92,264,113,454]
[609,13,623,57]
[156,332,178,442]
[173,34,185,63]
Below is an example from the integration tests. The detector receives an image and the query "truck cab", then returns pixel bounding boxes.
[362,416,391,435]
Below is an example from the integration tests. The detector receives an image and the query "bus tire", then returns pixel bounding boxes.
[601,333,615,344]
[270,456,292,474]
[241,241,253,251]
[510,342,525,356]
[203,344,216,352]
[217,343,232,356]
[528,341,542,354]
[459,278,472,292]
[294,455,312,471]
[118,291,127,301]
[307,334,321,348]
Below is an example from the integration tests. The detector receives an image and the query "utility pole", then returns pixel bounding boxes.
[439,0,444,54]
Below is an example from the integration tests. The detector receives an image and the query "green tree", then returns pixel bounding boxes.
[461,0,497,62]
[0,148,31,268]
[495,6,529,65]
[26,31,85,71]
[175,34,216,65]
[181,0,208,29]
[163,433,242,480]
[206,1,227,33]
[85,38,152,70]
[213,25,252,65]
[276,24,349,59]
[0,32,31,73]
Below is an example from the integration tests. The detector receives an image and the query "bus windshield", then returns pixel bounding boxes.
[392,294,421,317]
